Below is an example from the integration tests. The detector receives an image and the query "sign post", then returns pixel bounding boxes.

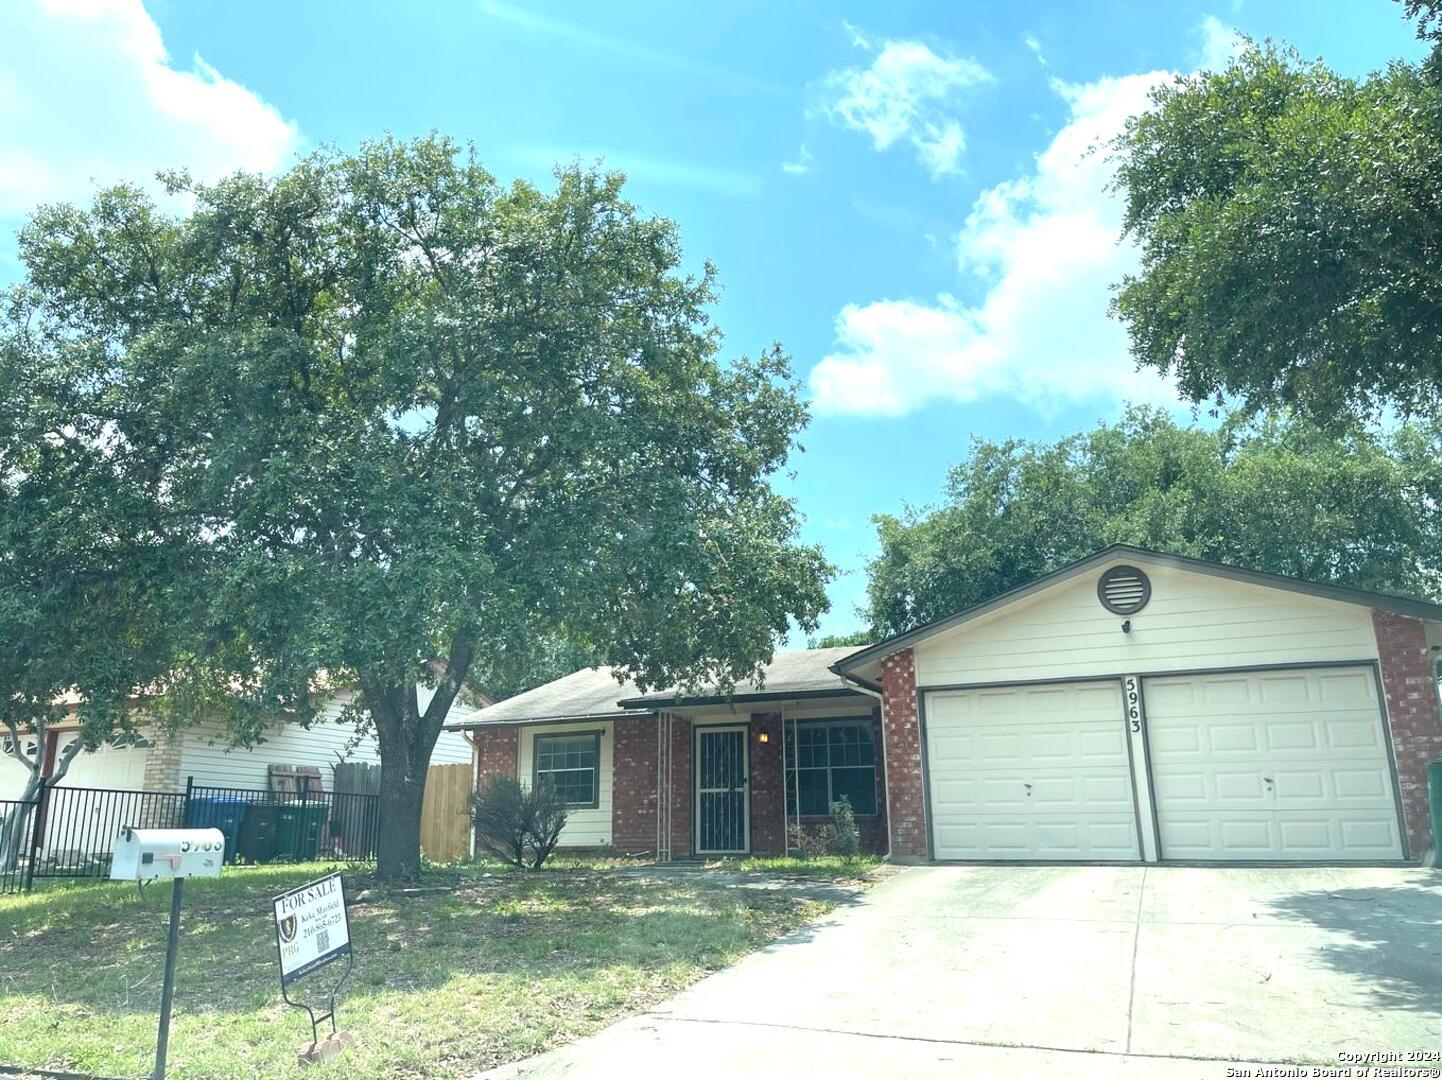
[109,827,226,1080]
[273,872,355,1064]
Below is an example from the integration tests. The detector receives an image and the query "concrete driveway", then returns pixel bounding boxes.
[484,865,1442,1078]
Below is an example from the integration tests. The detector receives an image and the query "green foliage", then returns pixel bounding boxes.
[829,797,860,858]
[807,630,872,649]
[0,278,204,816]
[470,774,569,870]
[1111,24,1442,421]
[864,407,1442,635]
[6,134,832,877]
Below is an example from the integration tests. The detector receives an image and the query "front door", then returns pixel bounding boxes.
[695,725,749,854]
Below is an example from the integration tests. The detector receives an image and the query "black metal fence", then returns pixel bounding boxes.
[0,781,380,893]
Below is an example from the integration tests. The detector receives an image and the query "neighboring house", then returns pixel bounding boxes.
[450,545,1442,865]
[0,684,481,801]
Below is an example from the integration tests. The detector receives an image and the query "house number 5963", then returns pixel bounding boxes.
[1124,676,1142,733]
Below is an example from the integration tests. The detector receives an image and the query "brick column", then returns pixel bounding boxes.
[670,717,692,857]
[1372,610,1442,858]
[860,704,890,854]
[881,648,927,861]
[142,726,184,792]
[749,712,785,855]
[473,727,519,787]
[612,714,659,856]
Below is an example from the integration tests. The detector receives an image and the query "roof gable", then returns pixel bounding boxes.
[835,544,1442,678]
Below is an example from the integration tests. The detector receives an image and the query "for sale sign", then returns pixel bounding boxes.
[273,872,351,986]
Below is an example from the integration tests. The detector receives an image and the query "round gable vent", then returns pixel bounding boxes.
[1098,565,1151,615]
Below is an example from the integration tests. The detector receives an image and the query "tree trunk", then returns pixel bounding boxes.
[375,766,427,882]
[363,639,477,882]
[1,717,83,872]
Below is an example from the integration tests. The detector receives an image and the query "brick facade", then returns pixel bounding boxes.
[141,727,183,792]
[749,712,785,855]
[472,727,518,788]
[669,717,692,857]
[465,705,894,862]
[612,714,659,855]
[1372,609,1442,858]
[880,648,927,861]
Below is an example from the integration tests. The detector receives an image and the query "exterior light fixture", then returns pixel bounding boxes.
[757,731,771,744]
[1121,619,1133,634]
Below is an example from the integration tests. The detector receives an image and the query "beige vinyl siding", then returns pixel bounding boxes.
[177,689,473,791]
[914,558,1381,688]
[517,720,614,848]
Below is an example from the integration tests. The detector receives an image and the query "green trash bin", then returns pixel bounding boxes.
[237,803,280,864]
[275,803,328,861]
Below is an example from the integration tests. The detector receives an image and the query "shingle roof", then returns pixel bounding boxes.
[617,646,869,707]
[445,646,872,729]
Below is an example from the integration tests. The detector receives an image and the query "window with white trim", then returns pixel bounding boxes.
[785,718,877,816]
[533,731,600,808]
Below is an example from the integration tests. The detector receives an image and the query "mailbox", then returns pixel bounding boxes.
[110,827,226,881]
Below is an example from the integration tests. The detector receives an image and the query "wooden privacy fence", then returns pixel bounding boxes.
[420,763,473,863]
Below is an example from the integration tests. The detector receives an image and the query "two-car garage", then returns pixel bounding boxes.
[837,546,1439,866]
[924,665,1405,863]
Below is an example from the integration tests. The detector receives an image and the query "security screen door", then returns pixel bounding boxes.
[695,726,749,854]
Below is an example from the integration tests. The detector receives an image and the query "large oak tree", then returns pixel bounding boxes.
[8,137,832,880]
[864,408,1442,635]
[1110,4,1442,422]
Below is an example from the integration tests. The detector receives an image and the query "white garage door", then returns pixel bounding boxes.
[1144,667,1404,861]
[925,681,1140,860]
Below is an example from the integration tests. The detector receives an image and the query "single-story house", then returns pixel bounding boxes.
[450,545,1442,865]
[1,684,479,801]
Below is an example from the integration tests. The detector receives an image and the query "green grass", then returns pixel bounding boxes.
[703,854,884,880]
[0,861,829,1079]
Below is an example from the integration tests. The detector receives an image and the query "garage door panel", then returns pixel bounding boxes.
[1338,818,1402,852]
[1332,770,1388,800]
[1144,668,1403,861]
[925,681,1140,861]
[1207,724,1260,752]
[1325,719,1384,750]
[1266,723,1318,751]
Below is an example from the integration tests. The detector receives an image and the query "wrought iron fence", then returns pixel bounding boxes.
[186,782,380,864]
[0,781,380,893]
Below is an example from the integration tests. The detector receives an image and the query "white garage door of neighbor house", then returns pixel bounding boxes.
[925,681,1141,861]
[1144,667,1404,861]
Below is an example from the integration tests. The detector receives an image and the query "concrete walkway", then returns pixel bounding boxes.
[481,864,1442,1079]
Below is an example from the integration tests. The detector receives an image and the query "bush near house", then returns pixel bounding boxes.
[470,775,568,869]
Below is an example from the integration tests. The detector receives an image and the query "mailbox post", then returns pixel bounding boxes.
[110,827,225,1080]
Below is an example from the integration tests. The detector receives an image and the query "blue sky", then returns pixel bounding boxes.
[0,0,1429,643]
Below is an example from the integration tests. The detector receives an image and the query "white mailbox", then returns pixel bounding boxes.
[110,827,226,881]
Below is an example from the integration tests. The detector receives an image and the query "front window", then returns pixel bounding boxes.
[785,719,877,816]
[533,731,600,807]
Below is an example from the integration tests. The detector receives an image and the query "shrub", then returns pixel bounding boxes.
[830,796,860,857]
[786,821,833,859]
[470,775,568,870]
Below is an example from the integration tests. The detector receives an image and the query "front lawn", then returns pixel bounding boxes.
[703,854,884,880]
[0,861,829,1079]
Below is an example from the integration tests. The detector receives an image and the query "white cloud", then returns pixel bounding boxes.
[1024,34,1048,67]
[781,145,812,175]
[0,0,301,219]
[810,70,1181,417]
[1196,15,1245,71]
[823,38,992,178]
